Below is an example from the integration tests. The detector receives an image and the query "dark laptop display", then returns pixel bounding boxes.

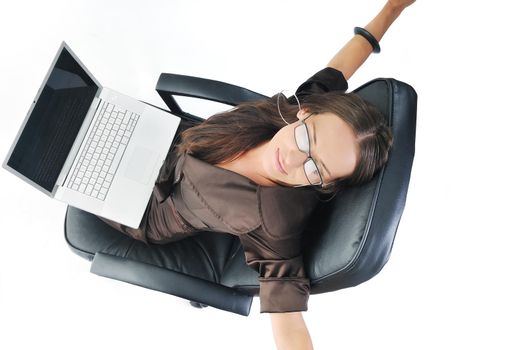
[6,48,99,192]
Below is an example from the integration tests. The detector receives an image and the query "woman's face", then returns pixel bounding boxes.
[259,108,360,187]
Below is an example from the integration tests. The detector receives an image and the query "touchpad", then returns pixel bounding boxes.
[124,146,158,185]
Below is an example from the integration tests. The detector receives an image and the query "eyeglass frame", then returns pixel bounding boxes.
[294,112,327,187]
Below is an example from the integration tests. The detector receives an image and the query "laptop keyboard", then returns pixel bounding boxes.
[66,101,140,200]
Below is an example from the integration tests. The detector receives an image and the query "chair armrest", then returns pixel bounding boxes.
[90,252,253,316]
[155,73,269,116]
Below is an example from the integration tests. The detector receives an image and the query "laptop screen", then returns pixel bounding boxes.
[5,46,99,193]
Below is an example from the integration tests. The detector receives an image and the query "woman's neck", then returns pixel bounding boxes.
[215,141,278,187]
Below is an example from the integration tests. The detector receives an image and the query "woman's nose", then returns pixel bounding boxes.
[287,146,308,168]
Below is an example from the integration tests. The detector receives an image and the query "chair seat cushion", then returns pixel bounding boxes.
[220,240,259,291]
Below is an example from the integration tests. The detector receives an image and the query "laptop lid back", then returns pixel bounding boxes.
[3,42,102,196]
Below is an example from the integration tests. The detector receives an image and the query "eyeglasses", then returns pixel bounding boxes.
[294,113,324,186]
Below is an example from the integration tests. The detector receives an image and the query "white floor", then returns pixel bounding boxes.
[1,1,526,349]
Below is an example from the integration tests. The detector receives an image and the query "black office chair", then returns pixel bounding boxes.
[64,72,417,316]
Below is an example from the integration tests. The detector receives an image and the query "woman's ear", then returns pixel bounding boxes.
[296,108,311,121]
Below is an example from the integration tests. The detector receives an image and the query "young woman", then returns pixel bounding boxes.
[97,0,415,348]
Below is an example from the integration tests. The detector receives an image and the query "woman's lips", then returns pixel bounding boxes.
[276,148,287,175]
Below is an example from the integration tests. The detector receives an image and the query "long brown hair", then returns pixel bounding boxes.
[176,91,393,199]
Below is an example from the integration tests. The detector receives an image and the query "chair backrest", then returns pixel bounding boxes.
[302,78,417,294]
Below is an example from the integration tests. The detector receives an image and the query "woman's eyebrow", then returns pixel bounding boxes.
[311,120,332,177]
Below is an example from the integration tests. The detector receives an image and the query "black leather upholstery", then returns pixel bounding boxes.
[64,73,417,316]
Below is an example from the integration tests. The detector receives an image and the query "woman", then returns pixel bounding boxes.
[97,0,415,348]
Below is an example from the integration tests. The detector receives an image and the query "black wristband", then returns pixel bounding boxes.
[354,27,381,53]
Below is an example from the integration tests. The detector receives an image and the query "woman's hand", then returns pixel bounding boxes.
[388,0,416,11]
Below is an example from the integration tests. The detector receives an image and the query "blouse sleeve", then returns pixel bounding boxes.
[238,229,310,313]
[291,66,349,103]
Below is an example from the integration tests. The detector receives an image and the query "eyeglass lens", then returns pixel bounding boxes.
[294,123,323,185]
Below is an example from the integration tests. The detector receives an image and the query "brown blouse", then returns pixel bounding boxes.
[97,66,349,313]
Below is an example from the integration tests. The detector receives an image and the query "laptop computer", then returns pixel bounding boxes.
[2,41,181,229]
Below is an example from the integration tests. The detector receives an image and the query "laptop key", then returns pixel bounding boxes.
[109,144,126,175]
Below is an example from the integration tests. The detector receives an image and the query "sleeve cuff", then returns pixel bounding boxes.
[294,67,349,100]
[323,66,349,90]
[258,277,310,313]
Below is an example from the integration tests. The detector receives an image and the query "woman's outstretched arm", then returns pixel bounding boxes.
[270,312,314,350]
[327,0,416,81]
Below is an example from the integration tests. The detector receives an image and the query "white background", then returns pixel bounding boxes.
[1,1,526,349]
